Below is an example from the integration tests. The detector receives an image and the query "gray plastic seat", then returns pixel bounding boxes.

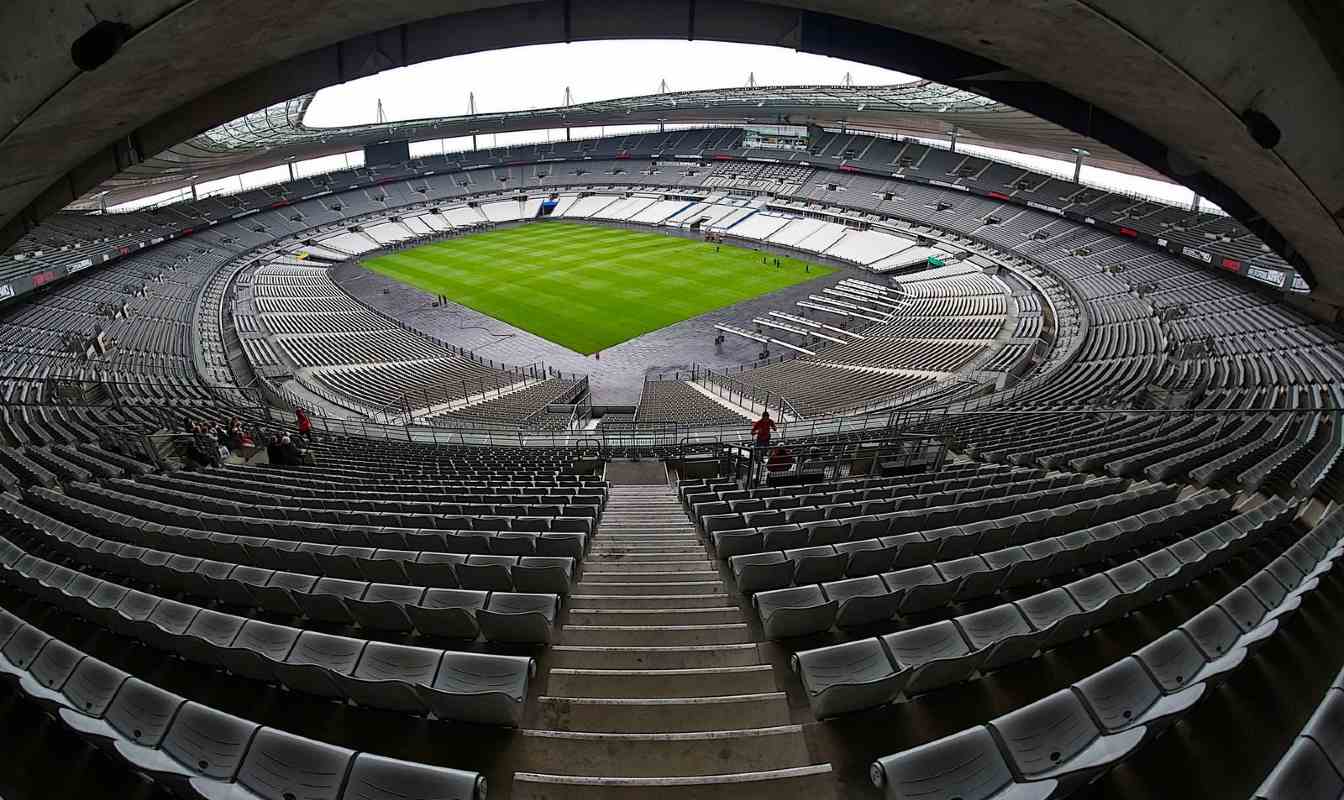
[1193,602,1278,653]
[835,539,896,577]
[1138,549,1185,596]
[295,577,366,624]
[793,638,907,719]
[406,551,466,587]
[988,688,1145,791]
[513,556,573,595]
[416,651,532,726]
[456,557,515,591]
[1073,655,1205,738]
[59,658,131,717]
[2,623,52,677]
[346,583,424,632]
[823,576,901,628]
[270,631,365,699]
[944,555,1009,601]
[786,545,847,584]
[1134,630,1245,692]
[754,585,837,639]
[731,552,795,594]
[478,592,557,644]
[1252,737,1343,800]
[342,752,486,800]
[870,726,1056,800]
[880,533,934,570]
[60,677,186,751]
[175,610,246,666]
[115,702,259,789]
[954,605,1040,671]
[713,528,764,558]
[406,588,487,639]
[17,637,84,707]
[251,571,317,617]
[189,726,354,800]
[335,642,438,713]
[1103,562,1158,614]
[882,620,985,694]
[1304,688,1344,777]
[1063,574,1125,631]
[217,620,299,682]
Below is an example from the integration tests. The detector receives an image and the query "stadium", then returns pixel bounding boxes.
[0,4,1341,800]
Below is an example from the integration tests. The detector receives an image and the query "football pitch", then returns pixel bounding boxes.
[361,221,834,354]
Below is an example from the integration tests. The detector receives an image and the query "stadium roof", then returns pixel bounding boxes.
[81,81,1161,208]
[2,1,1341,302]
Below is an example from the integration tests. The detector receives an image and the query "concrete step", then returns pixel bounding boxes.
[512,765,838,800]
[536,692,791,732]
[591,545,706,554]
[514,726,814,777]
[560,623,751,646]
[574,580,725,595]
[589,552,709,563]
[594,534,698,541]
[549,644,763,670]
[583,561,716,573]
[578,571,722,585]
[569,593,731,609]
[566,607,744,627]
[546,665,777,698]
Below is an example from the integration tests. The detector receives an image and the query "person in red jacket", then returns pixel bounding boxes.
[296,407,312,441]
[750,410,776,468]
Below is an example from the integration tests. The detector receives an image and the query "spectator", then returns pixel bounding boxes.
[279,435,303,467]
[266,434,282,465]
[767,446,794,473]
[296,407,312,439]
[750,410,777,465]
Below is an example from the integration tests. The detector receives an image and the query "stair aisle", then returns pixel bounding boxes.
[512,484,836,799]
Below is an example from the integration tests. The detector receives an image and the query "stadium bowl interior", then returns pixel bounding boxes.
[0,4,1343,799]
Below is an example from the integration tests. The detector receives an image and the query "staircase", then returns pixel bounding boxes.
[512,484,835,799]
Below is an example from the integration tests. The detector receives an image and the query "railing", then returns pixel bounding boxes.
[690,367,800,421]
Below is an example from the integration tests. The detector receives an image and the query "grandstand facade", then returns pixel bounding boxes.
[0,58,1341,800]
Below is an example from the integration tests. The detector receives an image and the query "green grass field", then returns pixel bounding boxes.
[361,221,833,354]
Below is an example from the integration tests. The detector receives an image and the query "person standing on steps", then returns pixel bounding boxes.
[750,410,777,476]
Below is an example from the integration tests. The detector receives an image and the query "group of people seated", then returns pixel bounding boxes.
[184,417,253,468]
[181,407,316,469]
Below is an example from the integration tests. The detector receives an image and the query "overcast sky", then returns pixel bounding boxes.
[304,40,917,125]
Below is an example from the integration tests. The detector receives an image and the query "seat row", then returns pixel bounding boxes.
[752,490,1232,638]
[3,501,562,643]
[1254,667,1344,798]
[680,462,1008,509]
[27,487,582,587]
[146,471,606,513]
[42,485,589,556]
[163,468,607,505]
[716,476,1138,563]
[703,472,1102,540]
[93,477,602,526]
[794,496,1298,719]
[868,501,1338,800]
[0,541,535,726]
[0,610,488,798]
[693,469,1053,533]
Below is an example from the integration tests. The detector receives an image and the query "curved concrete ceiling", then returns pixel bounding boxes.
[1,1,1341,298]
[85,82,1163,208]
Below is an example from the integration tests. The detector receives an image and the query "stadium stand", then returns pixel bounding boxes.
[0,122,1341,800]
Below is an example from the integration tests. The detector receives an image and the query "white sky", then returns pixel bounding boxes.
[304,40,917,125]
